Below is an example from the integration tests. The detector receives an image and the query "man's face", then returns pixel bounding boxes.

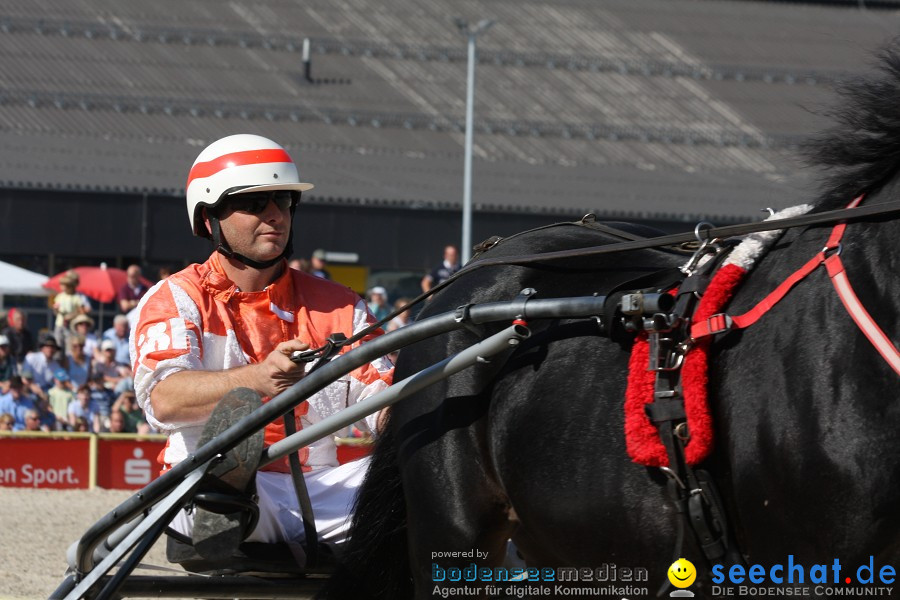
[0,344,8,357]
[41,344,56,358]
[126,266,141,284]
[122,393,136,407]
[110,412,125,432]
[114,320,128,336]
[24,413,40,431]
[214,191,292,263]
[445,246,459,265]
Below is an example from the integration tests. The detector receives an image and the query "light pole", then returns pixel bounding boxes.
[455,18,494,265]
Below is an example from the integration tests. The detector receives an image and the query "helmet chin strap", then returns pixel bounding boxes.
[208,213,295,270]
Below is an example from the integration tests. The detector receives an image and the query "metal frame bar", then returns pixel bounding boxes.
[55,296,608,599]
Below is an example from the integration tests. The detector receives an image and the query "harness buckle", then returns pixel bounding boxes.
[648,334,687,371]
[681,222,721,276]
[692,313,733,341]
[822,242,843,258]
[659,466,687,490]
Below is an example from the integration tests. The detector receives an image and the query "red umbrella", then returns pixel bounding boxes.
[43,264,153,303]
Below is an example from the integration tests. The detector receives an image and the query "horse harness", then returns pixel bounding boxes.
[287,195,900,578]
[607,194,900,581]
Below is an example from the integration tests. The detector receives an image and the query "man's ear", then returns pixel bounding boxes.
[201,207,213,235]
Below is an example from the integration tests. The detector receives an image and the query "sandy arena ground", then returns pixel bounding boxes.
[0,487,175,599]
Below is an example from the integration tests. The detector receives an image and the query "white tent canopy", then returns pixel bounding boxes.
[0,260,50,308]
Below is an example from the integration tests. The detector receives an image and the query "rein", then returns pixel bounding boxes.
[294,197,900,362]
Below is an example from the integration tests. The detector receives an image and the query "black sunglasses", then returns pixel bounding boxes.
[226,191,297,215]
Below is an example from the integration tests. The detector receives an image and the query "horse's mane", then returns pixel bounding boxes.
[806,41,900,208]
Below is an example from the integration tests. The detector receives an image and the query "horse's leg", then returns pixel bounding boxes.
[397,392,512,598]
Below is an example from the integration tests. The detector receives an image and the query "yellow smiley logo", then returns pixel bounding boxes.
[668,558,696,588]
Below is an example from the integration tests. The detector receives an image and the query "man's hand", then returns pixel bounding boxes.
[251,338,310,398]
[149,338,311,423]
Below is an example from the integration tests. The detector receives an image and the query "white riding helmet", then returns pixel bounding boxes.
[185,134,314,238]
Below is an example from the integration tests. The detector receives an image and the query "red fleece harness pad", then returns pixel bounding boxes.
[626,195,900,467]
[624,266,742,467]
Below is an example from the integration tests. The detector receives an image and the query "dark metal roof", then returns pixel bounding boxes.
[0,0,894,222]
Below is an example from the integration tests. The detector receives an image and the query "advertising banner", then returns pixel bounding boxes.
[0,435,91,489]
[95,436,166,489]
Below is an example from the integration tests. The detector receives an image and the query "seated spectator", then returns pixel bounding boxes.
[113,363,135,396]
[117,264,149,314]
[386,298,413,364]
[72,416,90,433]
[70,314,100,360]
[0,334,16,390]
[34,397,59,431]
[113,391,148,434]
[101,409,127,434]
[102,315,131,367]
[68,385,101,433]
[22,408,43,432]
[88,372,114,417]
[0,376,36,430]
[20,368,47,403]
[94,340,123,389]
[288,257,312,273]
[367,286,392,322]
[0,412,14,431]
[311,249,331,279]
[24,333,64,391]
[2,308,34,368]
[52,270,92,349]
[48,369,75,425]
[65,335,91,388]
[386,298,413,332]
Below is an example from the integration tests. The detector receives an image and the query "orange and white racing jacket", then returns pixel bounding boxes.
[129,253,393,472]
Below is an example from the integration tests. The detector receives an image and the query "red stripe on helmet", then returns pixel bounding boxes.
[187,149,292,189]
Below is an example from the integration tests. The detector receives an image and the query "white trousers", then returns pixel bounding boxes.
[172,457,370,546]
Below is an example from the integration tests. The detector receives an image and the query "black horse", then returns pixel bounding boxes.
[323,47,900,599]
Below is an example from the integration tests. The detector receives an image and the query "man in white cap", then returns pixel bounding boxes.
[367,286,391,322]
[131,134,393,563]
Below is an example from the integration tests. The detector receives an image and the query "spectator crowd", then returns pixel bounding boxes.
[0,244,462,435]
[0,266,151,434]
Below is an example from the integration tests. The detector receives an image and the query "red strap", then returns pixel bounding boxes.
[690,194,900,376]
[690,195,862,340]
[689,250,825,339]
[824,254,900,375]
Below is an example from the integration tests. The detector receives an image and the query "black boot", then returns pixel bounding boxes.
[191,387,265,561]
